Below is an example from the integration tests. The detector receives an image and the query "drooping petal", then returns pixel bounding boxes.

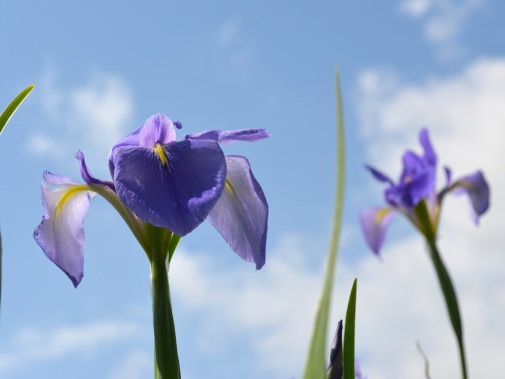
[450,171,490,223]
[76,150,115,190]
[33,172,94,287]
[208,155,268,269]
[111,138,226,236]
[108,114,178,177]
[359,207,396,255]
[187,128,271,144]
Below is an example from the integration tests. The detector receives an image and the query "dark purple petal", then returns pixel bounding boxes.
[419,128,437,167]
[187,128,271,144]
[33,172,94,287]
[111,139,226,236]
[359,207,396,255]
[451,171,490,223]
[208,155,268,269]
[327,320,343,379]
[365,165,394,185]
[76,150,115,191]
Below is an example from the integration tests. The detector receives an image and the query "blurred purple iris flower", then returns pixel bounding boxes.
[34,114,269,286]
[360,128,489,255]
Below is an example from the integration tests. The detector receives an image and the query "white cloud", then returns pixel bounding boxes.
[398,0,485,59]
[170,234,323,377]
[0,320,143,373]
[28,68,134,176]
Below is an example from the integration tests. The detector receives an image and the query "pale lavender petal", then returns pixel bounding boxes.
[187,128,271,144]
[359,207,396,255]
[33,172,94,287]
[111,139,226,236]
[208,155,268,269]
[138,113,177,147]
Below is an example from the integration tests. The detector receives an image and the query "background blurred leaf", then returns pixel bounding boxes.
[302,70,346,379]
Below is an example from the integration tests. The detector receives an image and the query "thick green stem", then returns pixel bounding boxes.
[151,256,180,379]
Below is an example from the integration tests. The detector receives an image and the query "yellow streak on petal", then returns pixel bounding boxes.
[375,208,390,224]
[55,185,90,219]
[225,179,235,196]
[154,143,168,166]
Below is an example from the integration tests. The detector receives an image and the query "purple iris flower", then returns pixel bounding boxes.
[360,128,490,255]
[34,114,270,286]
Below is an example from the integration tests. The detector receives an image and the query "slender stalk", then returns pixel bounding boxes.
[426,239,468,379]
[414,201,468,379]
[151,255,181,379]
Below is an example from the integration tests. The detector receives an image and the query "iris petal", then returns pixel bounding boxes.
[108,114,178,177]
[451,171,490,223]
[33,172,94,287]
[208,155,268,269]
[111,138,226,236]
[365,165,394,185]
[187,128,271,144]
[359,207,396,255]
[419,128,437,167]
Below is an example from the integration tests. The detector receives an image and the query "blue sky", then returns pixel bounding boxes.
[1,0,504,378]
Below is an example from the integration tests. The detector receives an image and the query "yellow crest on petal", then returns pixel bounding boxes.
[154,143,168,166]
[55,185,90,219]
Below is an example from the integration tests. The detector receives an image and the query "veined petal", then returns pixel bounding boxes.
[187,128,271,144]
[449,171,490,223]
[108,114,178,177]
[33,172,95,287]
[76,150,115,190]
[359,207,396,255]
[208,155,268,269]
[111,139,226,236]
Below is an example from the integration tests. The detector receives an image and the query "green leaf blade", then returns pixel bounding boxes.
[302,70,346,379]
[0,84,35,135]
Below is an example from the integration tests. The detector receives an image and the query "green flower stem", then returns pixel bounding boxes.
[415,201,468,379]
[151,254,181,379]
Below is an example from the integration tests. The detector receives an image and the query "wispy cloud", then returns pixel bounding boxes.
[213,19,255,83]
[28,68,134,176]
[398,0,485,59]
[0,320,143,373]
[108,350,151,379]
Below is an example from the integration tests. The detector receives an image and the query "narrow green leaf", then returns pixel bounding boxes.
[342,279,357,379]
[0,85,35,134]
[302,69,346,379]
